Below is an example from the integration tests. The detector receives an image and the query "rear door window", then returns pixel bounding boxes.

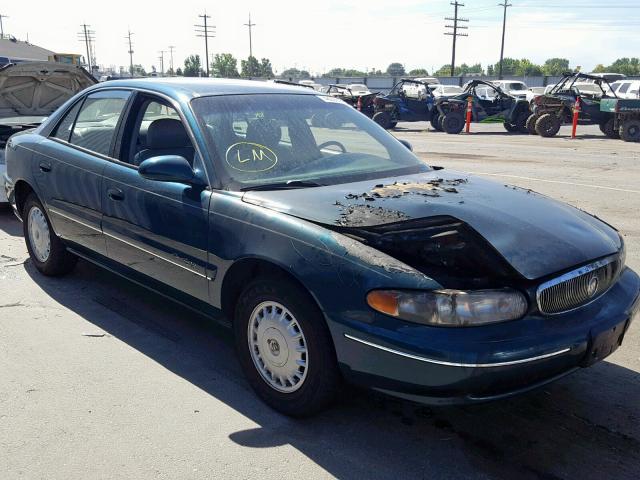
[69,90,131,157]
[51,101,83,142]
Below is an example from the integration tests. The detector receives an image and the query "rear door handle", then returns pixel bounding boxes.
[107,187,124,201]
[39,162,51,173]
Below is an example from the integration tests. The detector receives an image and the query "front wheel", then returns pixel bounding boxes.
[234,276,340,417]
[535,113,562,137]
[600,118,619,139]
[431,113,443,131]
[442,112,465,134]
[23,193,77,276]
[373,111,392,129]
[620,119,640,142]
[526,114,539,135]
[503,122,518,133]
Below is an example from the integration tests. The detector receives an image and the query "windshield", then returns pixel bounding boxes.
[192,94,428,190]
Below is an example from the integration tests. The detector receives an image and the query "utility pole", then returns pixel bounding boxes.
[0,14,8,39]
[168,45,175,74]
[158,50,165,76]
[444,2,468,77]
[498,2,512,79]
[78,24,95,71]
[125,30,134,76]
[244,13,256,58]
[195,13,215,77]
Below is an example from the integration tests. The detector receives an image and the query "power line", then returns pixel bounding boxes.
[498,2,512,79]
[244,13,256,59]
[0,14,8,39]
[125,30,134,76]
[168,45,175,74]
[195,13,215,77]
[444,2,468,76]
[158,50,165,76]
[78,24,95,71]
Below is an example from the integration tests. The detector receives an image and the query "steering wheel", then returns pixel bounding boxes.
[317,140,347,153]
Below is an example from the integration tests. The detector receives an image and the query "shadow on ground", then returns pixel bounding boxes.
[3,209,638,480]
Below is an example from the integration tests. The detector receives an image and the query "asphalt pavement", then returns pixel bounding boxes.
[1,123,639,480]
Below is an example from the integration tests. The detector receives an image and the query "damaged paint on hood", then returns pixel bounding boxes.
[242,170,621,280]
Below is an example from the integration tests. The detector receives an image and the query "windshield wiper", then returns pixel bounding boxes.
[240,180,326,191]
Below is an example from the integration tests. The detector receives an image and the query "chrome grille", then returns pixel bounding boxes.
[537,254,624,315]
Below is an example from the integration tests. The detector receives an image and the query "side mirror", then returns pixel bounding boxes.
[138,155,203,185]
[398,139,413,151]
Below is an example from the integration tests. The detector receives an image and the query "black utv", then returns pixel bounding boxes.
[528,72,619,138]
[434,80,531,134]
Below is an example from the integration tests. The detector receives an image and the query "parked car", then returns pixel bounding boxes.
[491,80,530,100]
[372,78,436,129]
[435,80,531,134]
[609,80,640,99]
[0,62,96,203]
[431,85,464,98]
[346,83,371,95]
[601,97,640,142]
[529,72,618,137]
[5,78,639,417]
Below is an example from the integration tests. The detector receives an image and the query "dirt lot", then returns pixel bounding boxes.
[1,123,639,480]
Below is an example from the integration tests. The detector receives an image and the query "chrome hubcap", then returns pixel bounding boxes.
[247,301,308,393]
[28,206,51,263]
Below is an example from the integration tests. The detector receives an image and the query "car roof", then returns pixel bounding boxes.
[85,77,320,99]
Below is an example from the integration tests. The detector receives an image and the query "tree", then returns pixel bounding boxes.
[175,67,183,76]
[408,68,429,76]
[386,62,405,76]
[433,63,484,76]
[281,68,310,78]
[323,67,366,78]
[211,53,239,78]
[183,55,202,77]
[542,58,570,76]
[260,58,274,78]
[515,59,543,76]
[241,56,262,77]
[606,58,640,76]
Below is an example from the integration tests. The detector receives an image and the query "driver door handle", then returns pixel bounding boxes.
[39,162,52,173]
[107,187,125,201]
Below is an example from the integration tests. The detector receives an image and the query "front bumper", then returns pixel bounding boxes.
[3,170,18,216]
[331,267,640,405]
[0,162,7,203]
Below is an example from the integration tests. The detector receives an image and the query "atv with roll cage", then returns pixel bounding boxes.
[371,78,436,129]
[310,84,378,125]
[434,80,531,134]
[528,72,619,138]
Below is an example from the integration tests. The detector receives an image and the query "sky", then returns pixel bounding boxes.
[4,0,640,75]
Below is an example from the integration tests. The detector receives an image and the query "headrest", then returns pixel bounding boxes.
[245,119,282,147]
[146,119,191,149]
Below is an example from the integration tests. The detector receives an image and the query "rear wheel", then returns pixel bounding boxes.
[23,193,77,276]
[431,113,443,131]
[503,122,518,133]
[526,114,539,135]
[234,276,340,417]
[442,112,465,134]
[600,118,619,139]
[389,121,398,129]
[373,111,392,129]
[514,110,530,133]
[620,119,640,142]
[535,113,561,137]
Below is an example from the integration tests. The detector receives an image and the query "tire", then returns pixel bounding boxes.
[503,122,518,133]
[514,110,530,133]
[431,113,443,131]
[620,119,640,142]
[535,113,561,137]
[389,121,398,129]
[234,275,340,417]
[373,111,392,129]
[23,193,77,276]
[600,117,619,139]
[526,114,539,135]
[442,112,465,134]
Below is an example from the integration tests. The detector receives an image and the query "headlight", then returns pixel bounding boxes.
[367,289,528,327]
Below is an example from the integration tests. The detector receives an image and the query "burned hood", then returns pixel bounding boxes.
[242,170,621,280]
[0,62,96,119]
